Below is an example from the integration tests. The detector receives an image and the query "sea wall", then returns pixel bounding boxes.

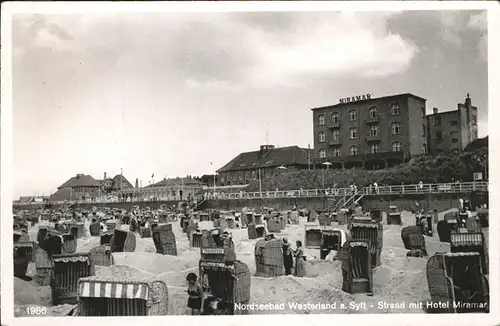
[14,192,488,213]
[200,192,488,213]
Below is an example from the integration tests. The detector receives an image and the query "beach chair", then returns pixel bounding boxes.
[349,221,383,267]
[199,260,250,315]
[426,252,489,313]
[387,206,402,225]
[304,224,322,249]
[152,224,177,256]
[77,276,168,316]
[254,237,283,277]
[51,252,95,305]
[341,241,373,296]
[450,231,488,275]
[110,229,136,253]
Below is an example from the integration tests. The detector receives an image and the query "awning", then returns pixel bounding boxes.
[53,255,90,264]
[201,248,225,255]
[349,241,368,248]
[450,233,483,246]
[351,222,378,228]
[200,261,235,270]
[79,281,149,300]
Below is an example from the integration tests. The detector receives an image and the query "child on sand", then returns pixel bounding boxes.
[186,272,204,315]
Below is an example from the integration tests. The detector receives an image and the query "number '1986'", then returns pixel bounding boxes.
[26,306,47,315]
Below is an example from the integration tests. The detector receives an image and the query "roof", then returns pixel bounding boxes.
[217,145,311,173]
[50,187,76,201]
[58,174,100,189]
[146,177,203,188]
[111,174,134,189]
[311,93,427,111]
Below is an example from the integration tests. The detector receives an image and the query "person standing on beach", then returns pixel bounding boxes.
[186,272,204,315]
[294,240,306,277]
[282,238,294,275]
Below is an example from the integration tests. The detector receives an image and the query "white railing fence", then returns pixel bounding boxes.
[13,181,488,207]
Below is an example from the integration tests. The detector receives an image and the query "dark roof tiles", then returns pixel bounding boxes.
[217,146,311,173]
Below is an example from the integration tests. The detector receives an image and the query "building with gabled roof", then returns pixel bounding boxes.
[216,145,312,186]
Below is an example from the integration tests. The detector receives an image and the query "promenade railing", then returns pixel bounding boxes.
[13,181,488,208]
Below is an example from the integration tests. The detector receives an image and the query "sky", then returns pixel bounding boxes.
[11,10,488,198]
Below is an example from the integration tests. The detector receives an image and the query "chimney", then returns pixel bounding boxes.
[259,144,275,157]
[433,108,438,114]
[104,172,107,180]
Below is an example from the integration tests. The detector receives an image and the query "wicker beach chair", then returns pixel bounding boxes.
[341,240,373,296]
[77,276,168,316]
[100,232,114,246]
[89,222,101,236]
[387,206,402,225]
[254,237,284,277]
[192,230,203,248]
[51,252,95,305]
[199,260,251,315]
[34,246,53,286]
[426,252,489,313]
[437,220,456,243]
[89,245,114,267]
[14,241,34,278]
[62,227,79,254]
[401,226,424,249]
[267,217,281,233]
[477,208,488,228]
[247,223,258,240]
[349,221,383,267]
[152,224,177,256]
[370,209,383,223]
[450,231,488,275]
[304,224,322,249]
[110,229,136,253]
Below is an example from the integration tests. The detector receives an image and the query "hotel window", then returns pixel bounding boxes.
[391,122,400,135]
[332,129,340,141]
[436,131,443,142]
[318,114,325,126]
[319,149,326,158]
[368,106,377,118]
[434,115,441,126]
[319,132,326,143]
[331,112,340,123]
[370,143,380,154]
[369,124,378,136]
[332,148,340,157]
[450,120,458,127]
[348,110,357,121]
[422,124,426,137]
[349,145,358,156]
[349,127,357,139]
[471,116,477,125]
[392,141,402,152]
[423,143,427,154]
[252,171,257,180]
[421,107,426,118]
[390,103,400,116]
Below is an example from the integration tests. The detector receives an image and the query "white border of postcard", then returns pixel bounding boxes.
[2,1,499,326]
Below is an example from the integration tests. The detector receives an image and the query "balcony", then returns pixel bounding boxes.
[365,115,380,124]
[328,138,342,146]
[328,121,341,129]
[366,134,381,142]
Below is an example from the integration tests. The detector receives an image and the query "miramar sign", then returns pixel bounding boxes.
[339,94,372,104]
